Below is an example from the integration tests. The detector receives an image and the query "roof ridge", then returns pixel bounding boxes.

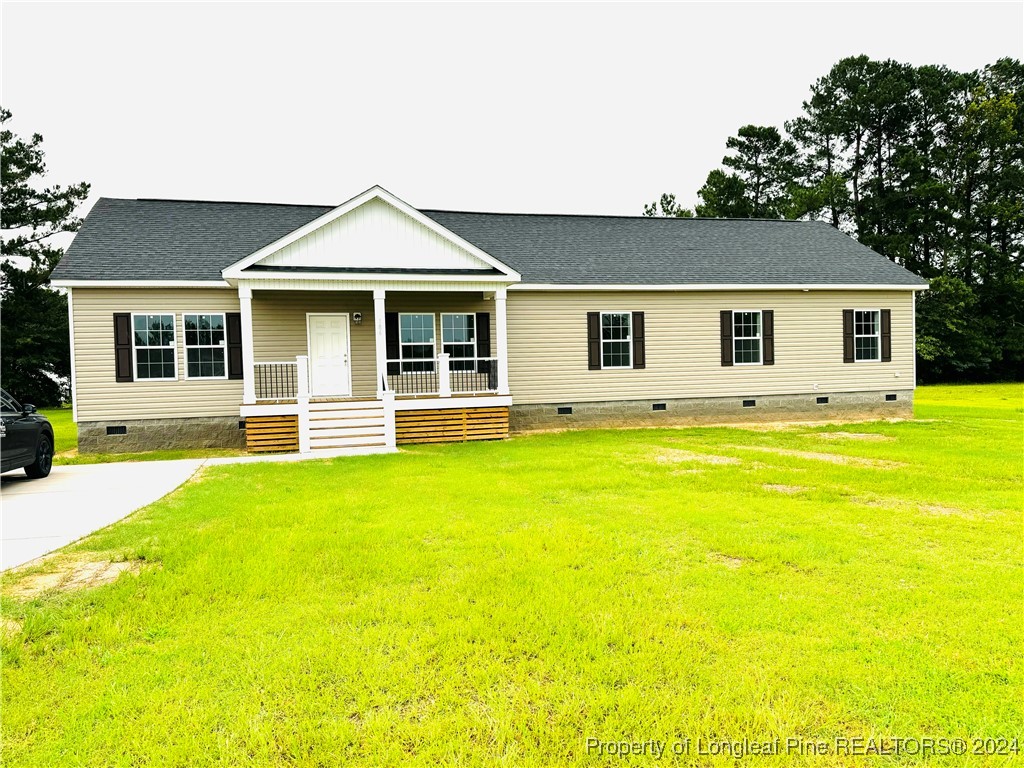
[110,197,812,223]
[132,197,336,209]
[423,208,811,223]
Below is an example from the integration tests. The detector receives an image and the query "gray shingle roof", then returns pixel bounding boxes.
[51,197,927,286]
[53,198,333,282]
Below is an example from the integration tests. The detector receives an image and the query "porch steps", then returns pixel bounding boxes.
[308,400,388,451]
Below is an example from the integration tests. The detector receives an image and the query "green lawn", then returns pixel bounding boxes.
[41,406,75,454]
[7,384,1022,766]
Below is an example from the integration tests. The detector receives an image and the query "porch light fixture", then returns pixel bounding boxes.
[352,312,363,324]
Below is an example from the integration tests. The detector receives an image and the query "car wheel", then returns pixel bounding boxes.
[25,434,53,479]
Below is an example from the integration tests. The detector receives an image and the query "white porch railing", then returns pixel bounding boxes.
[254,361,300,400]
[255,353,500,401]
[385,354,499,396]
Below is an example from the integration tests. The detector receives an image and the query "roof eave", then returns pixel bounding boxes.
[509,282,929,291]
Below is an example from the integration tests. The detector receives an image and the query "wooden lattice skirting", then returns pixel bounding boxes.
[245,414,299,453]
[395,406,509,444]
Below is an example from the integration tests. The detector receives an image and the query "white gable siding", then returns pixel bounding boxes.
[259,198,490,271]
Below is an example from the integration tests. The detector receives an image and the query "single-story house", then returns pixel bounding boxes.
[50,185,928,455]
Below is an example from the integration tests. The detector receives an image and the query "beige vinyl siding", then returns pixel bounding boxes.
[252,291,377,397]
[72,288,242,421]
[251,290,494,398]
[506,289,915,404]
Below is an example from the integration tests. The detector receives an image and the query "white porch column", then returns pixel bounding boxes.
[373,289,388,397]
[495,286,510,395]
[296,354,311,454]
[239,284,256,405]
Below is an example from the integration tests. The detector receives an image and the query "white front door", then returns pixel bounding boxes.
[307,314,350,396]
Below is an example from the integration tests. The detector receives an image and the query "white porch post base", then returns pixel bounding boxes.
[381,391,397,448]
[437,352,452,398]
[296,354,311,453]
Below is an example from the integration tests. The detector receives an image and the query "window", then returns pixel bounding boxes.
[1,391,20,413]
[132,314,176,380]
[733,311,762,364]
[442,313,476,371]
[854,310,881,361]
[399,313,435,372]
[183,313,226,378]
[601,312,632,368]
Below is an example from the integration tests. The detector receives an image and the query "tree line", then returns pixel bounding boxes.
[646,56,1024,383]
[1,108,89,406]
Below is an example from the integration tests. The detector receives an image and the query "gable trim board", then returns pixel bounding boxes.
[221,186,521,282]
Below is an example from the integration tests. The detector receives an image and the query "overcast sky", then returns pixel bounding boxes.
[2,2,1021,219]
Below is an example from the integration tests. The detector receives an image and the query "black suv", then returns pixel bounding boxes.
[1,389,54,478]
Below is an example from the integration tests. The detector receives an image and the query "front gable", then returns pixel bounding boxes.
[223,186,519,280]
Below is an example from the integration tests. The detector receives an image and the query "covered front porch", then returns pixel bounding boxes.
[236,284,512,453]
[216,185,522,454]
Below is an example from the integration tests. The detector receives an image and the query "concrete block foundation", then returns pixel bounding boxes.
[77,416,246,454]
[509,390,914,433]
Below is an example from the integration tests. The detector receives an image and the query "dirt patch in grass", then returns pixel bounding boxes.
[708,552,745,569]
[763,484,808,494]
[4,554,145,600]
[854,496,986,519]
[918,503,969,517]
[730,445,905,469]
[654,448,741,465]
[816,432,895,442]
[1,617,23,638]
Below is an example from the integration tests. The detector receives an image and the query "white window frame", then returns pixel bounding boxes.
[182,311,229,380]
[398,312,436,373]
[131,312,178,382]
[853,308,882,362]
[732,310,763,366]
[441,312,478,370]
[600,311,633,370]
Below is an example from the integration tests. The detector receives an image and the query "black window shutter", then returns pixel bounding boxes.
[762,309,775,365]
[632,311,646,369]
[587,312,601,370]
[475,312,493,384]
[226,312,243,380]
[385,312,400,375]
[475,313,492,358]
[720,310,733,366]
[880,309,892,362]
[113,313,133,382]
[842,309,855,363]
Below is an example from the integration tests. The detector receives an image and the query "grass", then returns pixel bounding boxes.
[40,406,76,454]
[40,407,244,465]
[6,383,1022,766]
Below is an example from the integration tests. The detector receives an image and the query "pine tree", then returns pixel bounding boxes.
[1,108,90,405]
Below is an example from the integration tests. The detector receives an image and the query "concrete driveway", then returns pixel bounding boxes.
[1,459,204,571]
